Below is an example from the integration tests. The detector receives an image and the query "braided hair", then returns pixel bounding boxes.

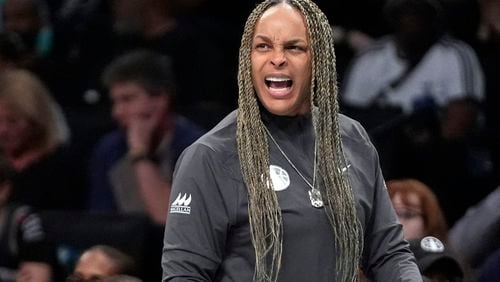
[236,0,364,281]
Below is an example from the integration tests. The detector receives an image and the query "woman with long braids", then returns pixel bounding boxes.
[162,0,421,281]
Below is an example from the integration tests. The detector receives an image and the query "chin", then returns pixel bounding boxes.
[263,100,310,116]
[264,105,298,116]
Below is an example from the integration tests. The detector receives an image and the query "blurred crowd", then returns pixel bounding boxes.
[0,0,498,281]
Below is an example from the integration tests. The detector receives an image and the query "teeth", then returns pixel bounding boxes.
[266,77,291,82]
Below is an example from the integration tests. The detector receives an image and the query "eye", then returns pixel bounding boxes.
[286,45,307,52]
[254,43,271,51]
[396,209,423,219]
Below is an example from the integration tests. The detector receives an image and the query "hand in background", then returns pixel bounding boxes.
[16,262,52,282]
[127,99,167,156]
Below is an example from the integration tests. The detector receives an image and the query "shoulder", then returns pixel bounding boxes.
[93,130,126,152]
[91,130,127,158]
[354,36,393,59]
[339,114,373,148]
[437,36,480,59]
[439,36,475,51]
[344,37,394,79]
[195,110,238,153]
[174,110,239,176]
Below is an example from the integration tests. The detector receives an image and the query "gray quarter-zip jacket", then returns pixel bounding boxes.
[162,110,422,282]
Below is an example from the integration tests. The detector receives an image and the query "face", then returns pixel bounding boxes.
[392,192,425,240]
[72,249,118,281]
[3,0,41,51]
[251,3,312,116]
[112,0,145,35]
[0,101,34,155]
[110,82,166,129]
[2,0,41,33]
[394,11,438,59]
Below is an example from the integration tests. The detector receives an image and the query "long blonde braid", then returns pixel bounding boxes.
[236,1,363,281]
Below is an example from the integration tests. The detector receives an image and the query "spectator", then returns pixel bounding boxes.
[0,0,62,98]
[387,178,448,242]
[0,69,86,210]
[0,153,54,282]
[88,50,204,225]
[67,245,139,282]
[340,0,485,225]
[1,0,53,63]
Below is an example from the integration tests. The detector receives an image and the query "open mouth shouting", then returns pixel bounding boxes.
[265,76,293,97]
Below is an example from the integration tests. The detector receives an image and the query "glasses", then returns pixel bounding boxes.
[396,209,423,220]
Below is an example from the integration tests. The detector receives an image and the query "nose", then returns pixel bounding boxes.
[271,50,286,67]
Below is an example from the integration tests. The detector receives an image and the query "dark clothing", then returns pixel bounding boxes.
[10,145,86,211]
[162,110,421,281]
[88,115,204,212]
[479,248,500,282]
[0,204,53,281]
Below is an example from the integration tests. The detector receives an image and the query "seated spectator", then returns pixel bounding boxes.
[1,0,54,66]
[0,0,62,100]
[387,178,448,242]
[341,0,484,140]
[409,236,465,282]
[67,245,139,282]
[0,69,86,210]
[0,154,54,282]
[340,0,485,225]
[88,50,205,225]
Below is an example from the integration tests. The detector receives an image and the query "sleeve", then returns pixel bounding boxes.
[443,42,484,103]
[15,207,54,264]
[348,121,422,281]
[340,43,390,108]
[162,143,232,281]
[363,161,422,281]
[448,186,500,268]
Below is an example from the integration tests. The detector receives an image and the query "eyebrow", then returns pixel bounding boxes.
[253,34,307,45]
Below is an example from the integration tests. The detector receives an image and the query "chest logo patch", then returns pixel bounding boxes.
[269,165,290,191]
[170,192,192,215]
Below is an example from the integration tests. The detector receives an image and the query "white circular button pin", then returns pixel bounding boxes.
[420,236,445,253]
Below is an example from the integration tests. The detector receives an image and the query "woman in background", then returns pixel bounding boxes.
[0,69,86,210]
[387,178,448,241]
